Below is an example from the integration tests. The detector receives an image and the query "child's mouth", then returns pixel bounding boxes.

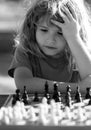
[45,46,57,49]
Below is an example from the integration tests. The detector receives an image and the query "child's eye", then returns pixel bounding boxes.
[57,32,63,35]
[40,29,48,32]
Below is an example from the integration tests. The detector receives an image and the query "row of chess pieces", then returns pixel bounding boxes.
[11,81,91,107]
[0,81,91,126]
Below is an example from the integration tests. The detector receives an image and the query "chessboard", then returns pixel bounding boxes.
[0,81,91,130]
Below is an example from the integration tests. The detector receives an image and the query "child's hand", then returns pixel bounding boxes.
[51,5,81,43]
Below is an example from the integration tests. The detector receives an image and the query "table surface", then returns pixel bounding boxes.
[0,125,91,130]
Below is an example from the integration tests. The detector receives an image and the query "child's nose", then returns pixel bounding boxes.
[48,32,56,43]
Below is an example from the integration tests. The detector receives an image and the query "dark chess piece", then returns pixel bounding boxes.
[54,91,62,102]
[52,82,61,102]
[44,81,51,104]
[44,81,49,97]
[65,85,71,99]
[75,86,82,102]
[33,91,40,102]
[85,87,91,99]
[12,89,21,106]
[88,97,91,105]
[12,94,17,106]
[52,82,58,100]
[22,86,29,105]
[57,91,61,102]
[65,92,72,107]
[65,85,72,107]
[66,85,71,93]
[15,89,21,101]
[87,88,91,105]
[46,93,51,104]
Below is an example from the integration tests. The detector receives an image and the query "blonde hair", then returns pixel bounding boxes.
[15,0,91,55]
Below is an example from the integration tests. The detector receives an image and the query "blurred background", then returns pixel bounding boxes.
[0,0,91,94]
[0,0,25,94]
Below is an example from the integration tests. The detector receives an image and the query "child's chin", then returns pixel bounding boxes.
[45,53,60,58]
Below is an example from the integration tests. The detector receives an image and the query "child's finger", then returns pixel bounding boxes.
[51,19,64,28]
[60,7,70,23]
[51,13,65,23]
[58,4,70,23]
[66,3,77,20]
[62,6,72,21]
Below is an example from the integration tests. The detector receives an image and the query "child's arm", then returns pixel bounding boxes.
[14,66,53,93]
[14,66,91,94]
[67,35,91,80]
[51,5,91,80]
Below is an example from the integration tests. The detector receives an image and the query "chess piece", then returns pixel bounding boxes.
[49,99,59,125]
[85,87,91,99]
[65,91,72,107]
[65,85,72,107]
[33,91,40,102]
[88,88,91,105]
[57,91,61,102]
[66,85,71,93]
[22,86,29,105]
[44,81,51,104]
[75,86,82,102]
[44,81,49,97]
[46,93,51,104]
[52,82,61,102]
[52,82,58,101]
[12,89,21,106]
[88,97,91,105]
[15,89,21,101]
[12,94,17,106]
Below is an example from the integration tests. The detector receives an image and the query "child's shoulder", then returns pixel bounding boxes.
[15,44,28,55]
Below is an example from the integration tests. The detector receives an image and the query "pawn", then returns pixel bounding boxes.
[85,87,91,99]
[87,88,91,105]
[65,91,72,107]
[45,93,51,104]
[65,85,72,107]
[52,82,59,101]
[44,81,51,104]
[54,91,62,103]
[12,89,21,106]
[75,86,82,103]
[53,82,58,92]
[66,85,71,93]
[33,91,40,102]
[22,86,29,105]
[44,81,49,97]
[65,85,71,99]
[12,94,17,106]
[57,91,62,102]
[44,81,49,94]
[88,97,91,105]
[15,89,21,101]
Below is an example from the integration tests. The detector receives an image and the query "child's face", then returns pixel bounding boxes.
[36,16,67,57]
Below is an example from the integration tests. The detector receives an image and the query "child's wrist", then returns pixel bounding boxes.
[67,34,81,44]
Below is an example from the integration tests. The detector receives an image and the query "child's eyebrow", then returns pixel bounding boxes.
[37,25,48,28]
[37,24,62,32]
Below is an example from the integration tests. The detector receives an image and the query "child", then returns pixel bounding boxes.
[8,0,91,93]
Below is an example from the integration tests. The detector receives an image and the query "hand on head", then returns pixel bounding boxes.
[51,3,81,42]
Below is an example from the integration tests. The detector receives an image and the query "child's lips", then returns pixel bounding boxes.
[45,46,57,49]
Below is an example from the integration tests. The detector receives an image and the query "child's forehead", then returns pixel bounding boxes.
[38,14,52,25]
[37,14,59,29]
